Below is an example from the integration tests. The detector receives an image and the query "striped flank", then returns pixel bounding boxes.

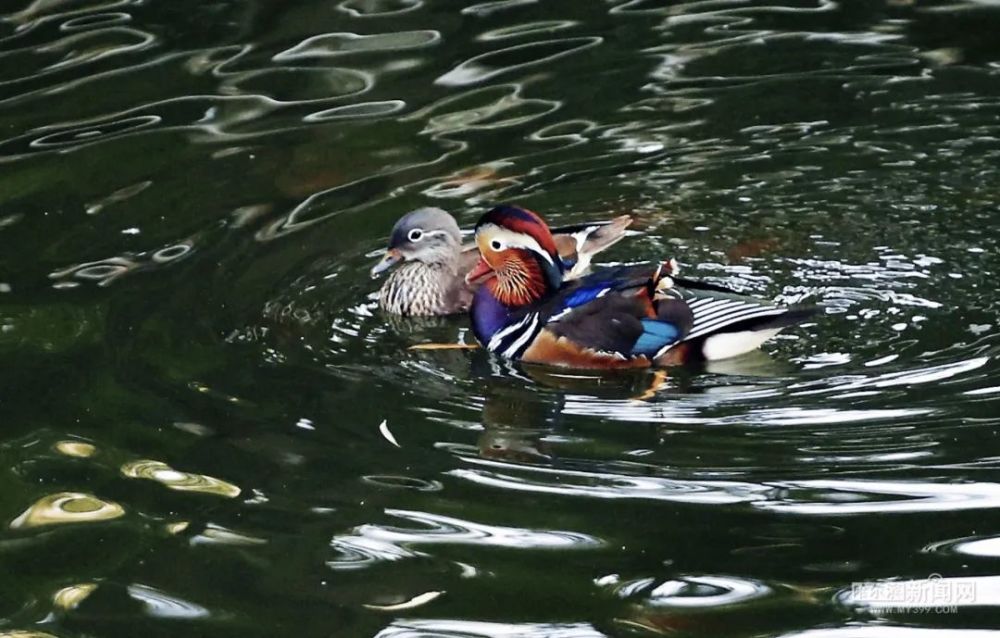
[682,297,791,341]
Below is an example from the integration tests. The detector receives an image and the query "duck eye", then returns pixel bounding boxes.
[490,239,503,251]
[408,229,423,242]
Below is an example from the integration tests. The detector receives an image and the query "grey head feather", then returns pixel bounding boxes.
[388,207,463,269]
[377,207,471,315]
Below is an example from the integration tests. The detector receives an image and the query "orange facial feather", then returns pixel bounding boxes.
[486,249,549,307]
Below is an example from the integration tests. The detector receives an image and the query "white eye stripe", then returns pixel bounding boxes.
[480,224,554,265]
[407,229,450,242]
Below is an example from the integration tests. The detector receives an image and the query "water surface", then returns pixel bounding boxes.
[2,0,1000,636]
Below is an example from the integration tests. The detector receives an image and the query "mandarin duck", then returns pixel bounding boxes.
[370,207,633,316]
[466,205,818,368]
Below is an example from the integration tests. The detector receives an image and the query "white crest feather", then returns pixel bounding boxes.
[480,223,554,265]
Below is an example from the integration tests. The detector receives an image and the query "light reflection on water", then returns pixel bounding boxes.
[328,508,602,571]
[9,492,124,529]
[375,620,607,638]
[3,0,1000,636]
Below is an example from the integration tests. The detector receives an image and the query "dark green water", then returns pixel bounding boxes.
[3,0,1000,636]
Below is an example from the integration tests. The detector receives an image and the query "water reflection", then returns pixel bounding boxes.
[375,620,607,638]
[53,440,97,458]
[329,508,601,571]
[189,523,267,546]
[126,584,211,619]
[926,534,1000,558]
[53,582,98,610]
[10,492,124,529]
[604,574,772,607]
[781,629,1000,638]
[49,236,195,288]
[338,0,423,18]
[5,0,1000,636]
[120,459,241,497]
[436,37,603,86]
[274,31,440,62]
[450,462,771,505]
[760,480,1000,515]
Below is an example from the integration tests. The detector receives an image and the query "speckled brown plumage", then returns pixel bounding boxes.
[378,261,473,316]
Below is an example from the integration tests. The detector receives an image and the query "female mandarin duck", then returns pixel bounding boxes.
[466,205,817,368]
[370,207,632,316]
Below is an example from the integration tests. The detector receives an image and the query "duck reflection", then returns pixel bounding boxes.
[473,357,664,465]
[607,576,831,638]
[381,311,456,336]
[477,374,557,464]
[472,350,793,465]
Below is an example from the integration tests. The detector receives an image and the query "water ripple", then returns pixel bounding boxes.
[436,37,603,86]
[375,620,607,638]
[305,100,406,122]
[413,84,561,135]
[27,114,160,150]
[925,534,1000,558]
[38,26,155,71]
[329,508,601,571]
[60,11,132,31]
[9,492,124,529]
[49,236,195,287]
[4,0,136,27]
[603,573,772,608]
[221,67,372,103]
[760,479,1000,515]
[347,508,599,548]
[274,31,440,61]
[462,0,539,17]
[126,583,211,619]
[479,20,578,41]
[7,0,1000,636]
[338,0,423,18]
[120,459,241,498]
[449,462,770,505]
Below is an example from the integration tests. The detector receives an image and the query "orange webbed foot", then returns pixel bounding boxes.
[631,369,669,401]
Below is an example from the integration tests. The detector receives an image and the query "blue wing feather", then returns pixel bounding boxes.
[552,265,649,311]
[559,284,611,310]
[632,319,681,356]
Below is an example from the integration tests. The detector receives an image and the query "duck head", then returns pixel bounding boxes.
[466,204,564,306]
[370,207,463,276]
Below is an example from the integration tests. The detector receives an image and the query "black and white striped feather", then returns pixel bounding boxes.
[487,311,543,359]
[683,296,793,341]
[653,291,816,361]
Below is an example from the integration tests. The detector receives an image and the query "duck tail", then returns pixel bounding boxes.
[552,215,633,279]
[578,214,633,256]
[741,305,821,331]
[688,304,821,362]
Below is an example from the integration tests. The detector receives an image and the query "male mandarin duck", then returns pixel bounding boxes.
[370,207,632,316]
[466,205,818,368]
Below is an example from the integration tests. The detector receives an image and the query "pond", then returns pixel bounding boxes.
[2,0,1000,636]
